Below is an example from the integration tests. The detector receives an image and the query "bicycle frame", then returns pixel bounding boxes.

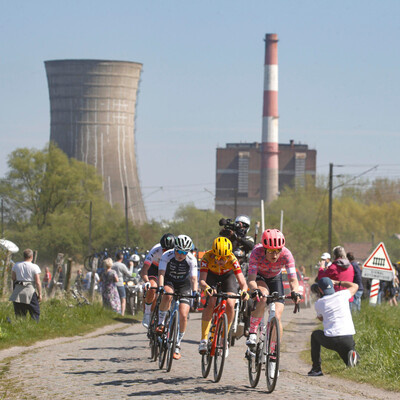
[209,297,228,357]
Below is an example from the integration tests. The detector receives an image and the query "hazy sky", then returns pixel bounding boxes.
[1,0,399,220]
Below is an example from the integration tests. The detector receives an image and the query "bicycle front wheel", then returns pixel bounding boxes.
[166,311,178,372]
[201,334,212,378]
[265,316,280,393]
[149,307,159,361]
[213,313,228,382]
[247,325,263,388]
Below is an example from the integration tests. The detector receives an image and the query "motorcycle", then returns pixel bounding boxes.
[125,277,143,316]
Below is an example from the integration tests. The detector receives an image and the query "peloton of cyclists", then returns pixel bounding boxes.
[156,234,199,360]
[141,233,176,328]
[198,236,249,355]
[246,229,301,348]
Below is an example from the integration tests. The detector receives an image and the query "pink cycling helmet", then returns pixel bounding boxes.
[261,229,285,249]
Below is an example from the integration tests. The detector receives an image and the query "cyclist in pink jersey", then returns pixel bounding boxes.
[246,229,301,347]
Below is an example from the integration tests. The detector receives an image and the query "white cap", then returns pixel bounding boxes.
[321,252,331,260]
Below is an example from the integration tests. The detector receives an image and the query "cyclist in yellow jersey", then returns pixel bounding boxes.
[198,237,249,354]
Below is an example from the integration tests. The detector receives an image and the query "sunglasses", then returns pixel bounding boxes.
[265,248,282,255]
[176,249,188,255]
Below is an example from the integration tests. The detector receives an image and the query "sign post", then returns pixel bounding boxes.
[362,242,394,306]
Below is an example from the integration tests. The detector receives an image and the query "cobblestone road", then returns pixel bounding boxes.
[0,306,398,400]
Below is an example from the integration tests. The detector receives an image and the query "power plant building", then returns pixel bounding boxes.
[215,141,316,217]
[45,59,147,223]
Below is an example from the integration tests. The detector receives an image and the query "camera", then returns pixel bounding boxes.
[219,218,240,231]
[219,218,242,239]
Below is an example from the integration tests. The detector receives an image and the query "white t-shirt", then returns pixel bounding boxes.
[85,272,100,290]
[12,261,41,282]
[314,290,355,337]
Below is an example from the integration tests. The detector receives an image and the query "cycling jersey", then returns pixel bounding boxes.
[248,244,296,279]
[158,250,198,282]
[200,251,242,276]
[144,244,164,268]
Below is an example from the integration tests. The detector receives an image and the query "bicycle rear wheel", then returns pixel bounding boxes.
[158,312,170,369]
[247,325,263,388]
[213,313,228,382]
[166,311,178,372]
[265,317,280,393]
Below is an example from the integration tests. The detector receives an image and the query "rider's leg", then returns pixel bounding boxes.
[158,285,173,325]
[248,282,268,334]
[177,302,191,347]
[274,302,285,339]
[226,296,236,331]
[143,278,158,313]
[201,296,216,340]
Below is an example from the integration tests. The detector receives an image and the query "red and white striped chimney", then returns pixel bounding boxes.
[260,33,279,204]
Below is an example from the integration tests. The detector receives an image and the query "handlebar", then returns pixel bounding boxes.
[211,293,242,300]
[162,292,199,299]
[255,291,301,314]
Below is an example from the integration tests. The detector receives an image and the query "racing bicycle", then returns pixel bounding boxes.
[158,291,198,372]
[246,291,300,393]
[201,286,242,382]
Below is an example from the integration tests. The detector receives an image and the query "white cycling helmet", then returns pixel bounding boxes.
[174,235,193,252]
[130,254,140,263]
[235,215,251,234]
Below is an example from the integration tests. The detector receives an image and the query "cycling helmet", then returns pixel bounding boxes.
[235,215,251,235]
[212,237,232,257]
[160,233,175,250]
[261,229,285,249]
[174,234,193,252]
[130,254,140,263]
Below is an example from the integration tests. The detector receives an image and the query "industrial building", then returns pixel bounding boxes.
[45,59,147,224]
[215,140,316,217]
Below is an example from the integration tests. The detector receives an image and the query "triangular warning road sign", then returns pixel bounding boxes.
[362,242,394,281]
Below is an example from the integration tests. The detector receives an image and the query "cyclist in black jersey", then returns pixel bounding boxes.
[156,235,199,360]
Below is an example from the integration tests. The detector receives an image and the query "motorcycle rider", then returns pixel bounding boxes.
[219,215,254,273]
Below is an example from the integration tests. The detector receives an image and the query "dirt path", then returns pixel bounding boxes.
[0,306,398,400]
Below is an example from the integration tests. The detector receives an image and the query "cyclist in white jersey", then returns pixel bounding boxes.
[156,235,199,360]
[141,233,175,328]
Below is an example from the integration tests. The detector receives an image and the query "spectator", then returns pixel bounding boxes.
[386,269,399,306]
[42,266,52,289]
[129,254,141,278]
[347,252,364,312]
[112,252,131,316]
[101,258,121,313]
[84,270,100,291]
[308,277,359,376]
[9,248,42,322]
[74,269,84,291]
[317,253,331,277]
[318,246,355,302]
[56,266,64,290]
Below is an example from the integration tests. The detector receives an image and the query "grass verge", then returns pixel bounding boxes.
[300,301,400,391]
[0,296,141,350]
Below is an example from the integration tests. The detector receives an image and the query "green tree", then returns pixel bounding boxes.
[0,144,127,261]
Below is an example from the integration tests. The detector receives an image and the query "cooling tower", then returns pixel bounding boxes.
[260,34,279,204]
[45,59,147,224]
